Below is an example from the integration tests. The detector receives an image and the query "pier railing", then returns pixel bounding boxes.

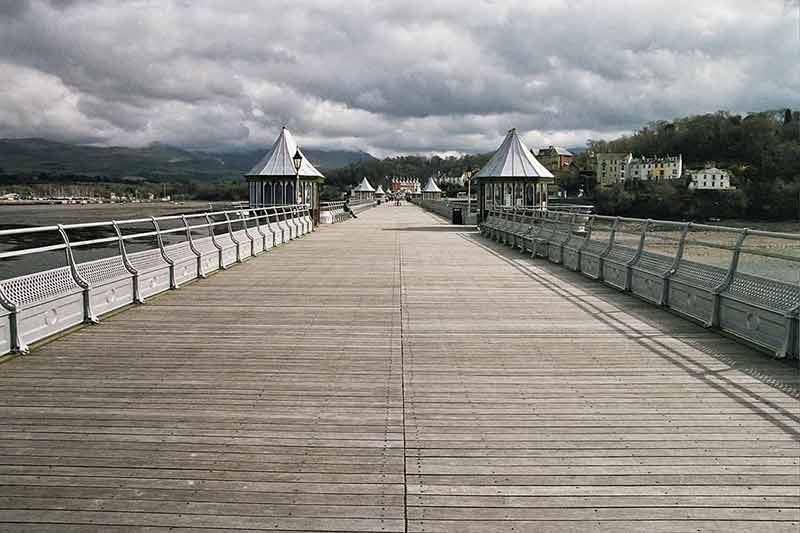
[482,206,800,359]
[410,197,478,225]
[0,204,312,355]
[320,199,375,223]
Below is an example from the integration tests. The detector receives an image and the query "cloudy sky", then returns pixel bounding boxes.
[1,0,798,156]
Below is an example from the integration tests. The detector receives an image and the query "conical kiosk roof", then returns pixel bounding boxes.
[353,177,375,192]
[246,127,324,178]
[422,177,442,193]
[475,128,554,179]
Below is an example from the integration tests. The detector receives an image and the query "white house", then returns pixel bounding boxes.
[688,167,734,190]
[625,155,682,182]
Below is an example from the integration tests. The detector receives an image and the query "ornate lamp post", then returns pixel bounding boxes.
[464,167,475,217]
[292,149,303,205]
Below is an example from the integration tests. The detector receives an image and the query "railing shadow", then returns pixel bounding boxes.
[461,232,800,441]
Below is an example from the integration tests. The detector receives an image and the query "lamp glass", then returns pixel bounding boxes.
[292,150,303,172]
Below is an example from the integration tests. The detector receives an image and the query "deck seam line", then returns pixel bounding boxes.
[397,231,408,533]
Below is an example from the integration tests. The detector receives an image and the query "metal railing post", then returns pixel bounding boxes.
[499,207,509,243]
[0,283,25,354]
[278,206,288,240]
[299,204,307,233]
[224,212,243,263]
[576,215,595,271]
[491,207,499,241]
[238,211,255,258]
[151,217,176,289]
[289,205,299,236]
[57,224,98,324]
[556,213,577,259]
[710,229,748,328]
[663,222,691,306]
[529,209,541,252]
[283,206,296,240]
[624,219,650,291]
[261,208,276,248]
[207,214,225,270]
[597,217,620,282]
[271,207,285,244]
[505,207,517,246]
[788,301,799,358]
[529,209,541,257]
[113,221,142,303]
[182,215,204,278]
[287,206,299,238]
[520,209,535,253]
[251,209,267,254]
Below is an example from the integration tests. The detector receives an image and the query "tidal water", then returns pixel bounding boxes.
[0,202,212,280]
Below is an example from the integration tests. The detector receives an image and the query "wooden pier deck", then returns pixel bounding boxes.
[0,204,797,532]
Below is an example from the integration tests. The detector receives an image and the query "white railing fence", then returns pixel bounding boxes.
[0,204,312,355]
[482,207,800,359]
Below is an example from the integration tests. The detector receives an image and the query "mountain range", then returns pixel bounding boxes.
[0,138,376,182]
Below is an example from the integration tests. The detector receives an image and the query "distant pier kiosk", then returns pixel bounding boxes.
[246,127,325,225]
[352,178,375,202]
[475,128,554,223]
[374,184,386,203]
[421,177,442,201]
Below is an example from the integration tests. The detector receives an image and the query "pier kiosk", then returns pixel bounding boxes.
[475,128,554,223]
[246,127,325,225]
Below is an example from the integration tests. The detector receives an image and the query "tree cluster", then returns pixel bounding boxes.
[323,153,493,197]
[589,110,800,220]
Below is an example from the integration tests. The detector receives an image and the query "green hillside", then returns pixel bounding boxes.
[205,148,376,174]
[590,110,800,220]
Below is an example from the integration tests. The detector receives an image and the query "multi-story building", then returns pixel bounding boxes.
[688,167,734,190]
[596,153,683,186]
[596,153,632,186]
[535,146,574,170]
[437,172,467,186]
[626,155,682,182]
[390,178,421,194]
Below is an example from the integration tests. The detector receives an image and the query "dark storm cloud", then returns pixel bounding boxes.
[0,2,28,18]
[0,0,798,155]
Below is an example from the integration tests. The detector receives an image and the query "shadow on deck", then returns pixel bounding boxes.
[460,231,800,440]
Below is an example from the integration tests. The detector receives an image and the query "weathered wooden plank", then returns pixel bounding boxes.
[0,475,403,494]
[406,495,800,507]
[0,485,404,506]
[0,511,405,531]
[0,498,404,519]
[407,484,800,496]
[407,506,799,520]
[407,520,800,533]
